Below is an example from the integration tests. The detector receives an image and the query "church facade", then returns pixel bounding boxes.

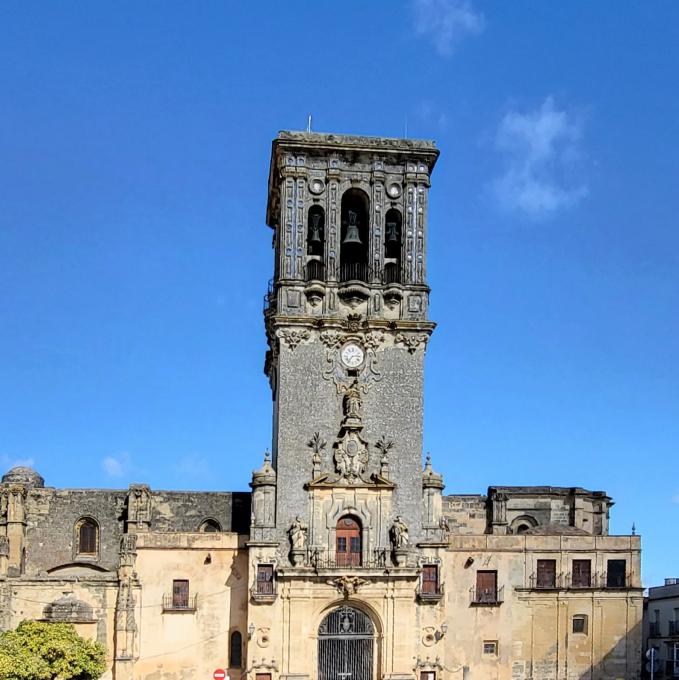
[0,132,642,680]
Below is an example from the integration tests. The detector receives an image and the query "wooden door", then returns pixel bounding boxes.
[476,571,497,602]
[536,559,556,588]
[336,517,362,566]
[572,559,591,588]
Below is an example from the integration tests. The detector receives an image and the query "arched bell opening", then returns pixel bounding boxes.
[340,189,369,283]
[306,205,325,281]
[335,515,362,567]
[318,604,375,680]
[383,208,402,285]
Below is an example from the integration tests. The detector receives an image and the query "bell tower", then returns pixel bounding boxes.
[262,131,439,552]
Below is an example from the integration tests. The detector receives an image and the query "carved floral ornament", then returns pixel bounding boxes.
[276,328,311,350]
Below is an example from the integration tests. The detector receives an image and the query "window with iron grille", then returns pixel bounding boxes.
[77,518,98,555]
[536,559,557,588]
[483,641,498,655]
[256,564,274,595]
[606,559,626,587]
[421,565,439,594]
[172,579,190,608]
[573,615,588,634]
[571,559,591,588]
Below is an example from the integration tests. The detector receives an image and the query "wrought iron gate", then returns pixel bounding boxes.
[318,606,374,680]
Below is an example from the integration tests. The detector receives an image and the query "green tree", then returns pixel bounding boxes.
[0,620,106,680]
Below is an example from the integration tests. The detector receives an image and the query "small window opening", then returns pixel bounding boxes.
[422,564,440,595]
[536,559,557,588]
[199,519,221,533]
[572,559,592,588]
[229,631,243,668]
[483,641,498,655]
[573,615,588,634]
[307,205,325,259]
[476,570,498,603]
[606,559,626,587]
[77,518,98,555]
[516,524,530,534]
[383,208,402,284]
[420,672,436,680]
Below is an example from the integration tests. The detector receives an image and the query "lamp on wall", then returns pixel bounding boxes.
[436,623,448,641]
[248,623,256,640]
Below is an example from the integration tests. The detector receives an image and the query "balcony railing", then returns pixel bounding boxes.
[670,620,679,636]
[307,549,390,570]
[418,582,444,602]
[251,580,277,603]
[162,594,197,612]
[528,572,632,590]
[339,261,371,283]
[305,260,325,282]
[470,585,504,605]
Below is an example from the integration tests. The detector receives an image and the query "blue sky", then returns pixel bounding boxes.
[1,1,677,587]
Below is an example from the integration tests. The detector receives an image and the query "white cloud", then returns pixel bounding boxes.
[491,97,588,219]
[101,452,130,478]
[413,0,485,56]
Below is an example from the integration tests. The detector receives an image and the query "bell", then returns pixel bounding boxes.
[385,221,399,244]
[309,213,323,244]
[342,210,363,246]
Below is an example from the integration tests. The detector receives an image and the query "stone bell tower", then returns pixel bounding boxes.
[262,131,439,555]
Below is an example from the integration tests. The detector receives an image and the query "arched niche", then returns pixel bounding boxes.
[340,188,370,282]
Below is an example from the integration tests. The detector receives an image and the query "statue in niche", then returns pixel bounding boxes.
[342,380,363,427]
[390,515,409,549]
[288,516,308,550]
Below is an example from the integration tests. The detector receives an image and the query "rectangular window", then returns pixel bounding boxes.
[573,615,588,634]
[337,537,347,553]
[606,559,626,588]
[255,674,272,680]
[572,559,591,588]
[536,559,557,588]
[422,565,439,594]
[172,579,189,608]
[256,564,274,595]
[483,641,498,655]
[476,570,498,603]
[420,672,436,680]
[350,536,361,554]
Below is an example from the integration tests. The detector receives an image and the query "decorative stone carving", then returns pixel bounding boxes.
[333,431,370,485]
[341,380,363,427]
[375,436,394,477]
[277,328,310,350]
[119,534,138,569]
[126,485,152,531]
[307,432,326,476]
[345,313,363,333]
[395,332,429,354]
[327,575,369,598]
[0,536,9,557]
[289,516,308,566]
[319,331,344,350]
[43,593,95,623]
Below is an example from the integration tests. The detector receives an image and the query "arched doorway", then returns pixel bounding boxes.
[318,605,374,680]
[336,516,362,567]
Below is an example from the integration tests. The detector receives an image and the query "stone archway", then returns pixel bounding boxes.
[318,605,374,680]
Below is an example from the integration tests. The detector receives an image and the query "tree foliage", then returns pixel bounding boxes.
[0,621,106,680]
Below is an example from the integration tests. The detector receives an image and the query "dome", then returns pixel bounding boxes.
[2,466,44,488]
[250,450,276,487]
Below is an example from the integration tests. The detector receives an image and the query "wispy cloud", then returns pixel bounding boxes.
[412,0,485,56]
[101,452,130,478]
[491,97,588,219]
[416,100,449,132]
[0,454,35,470]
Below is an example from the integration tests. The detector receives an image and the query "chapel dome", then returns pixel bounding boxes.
[1,466,45,488]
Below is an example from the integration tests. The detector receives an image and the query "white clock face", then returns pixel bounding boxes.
[340,343,365,368]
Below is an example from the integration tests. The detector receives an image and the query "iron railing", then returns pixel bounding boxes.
[310,549,389,570]
[470,585,504,605]
[251,581,276,602]
[528,572,632,590]
[339,261,371,283]
[418,582,445,602]
[162,594,197,612]
[529,572,563,590]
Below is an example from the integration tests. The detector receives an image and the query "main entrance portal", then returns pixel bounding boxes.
[318,606,374,680]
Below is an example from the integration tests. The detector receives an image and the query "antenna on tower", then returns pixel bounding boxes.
[404,115,408,138]
[307,114,313,133]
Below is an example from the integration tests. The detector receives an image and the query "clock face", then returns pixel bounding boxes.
[340,342,365,368]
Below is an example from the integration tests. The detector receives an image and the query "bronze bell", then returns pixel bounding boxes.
[309,213,323,244]
[385,220,399,243]
[342,210,363,245]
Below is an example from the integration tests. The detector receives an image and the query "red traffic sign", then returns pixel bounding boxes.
[213,670,227,680]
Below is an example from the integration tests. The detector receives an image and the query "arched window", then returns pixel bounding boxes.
[510,515,538,535]
[229,630,243,668]
[198,519,221,533]
[383,208,402,285]
[340,189,369,282]
[307,205,325,259]
[77,518,98,556]
[335,516,362,567]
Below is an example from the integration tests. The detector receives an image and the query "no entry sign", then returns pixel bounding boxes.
[213,670,226,680]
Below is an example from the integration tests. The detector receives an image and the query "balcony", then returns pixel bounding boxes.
[418,582,444,604]
[162,594,197,613]
[529,572,564,590]
[339,261,371,284]
[527,572,633,591]
[470,585,504,606]
[311,549,389,570]
[250,581,277,604]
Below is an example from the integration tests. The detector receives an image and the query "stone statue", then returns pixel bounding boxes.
[343,380,362,421]
[289,516,308,550]
[390,515,409,549]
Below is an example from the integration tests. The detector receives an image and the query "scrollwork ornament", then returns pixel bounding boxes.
[277,328,311,350]
[395,332,429,354]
